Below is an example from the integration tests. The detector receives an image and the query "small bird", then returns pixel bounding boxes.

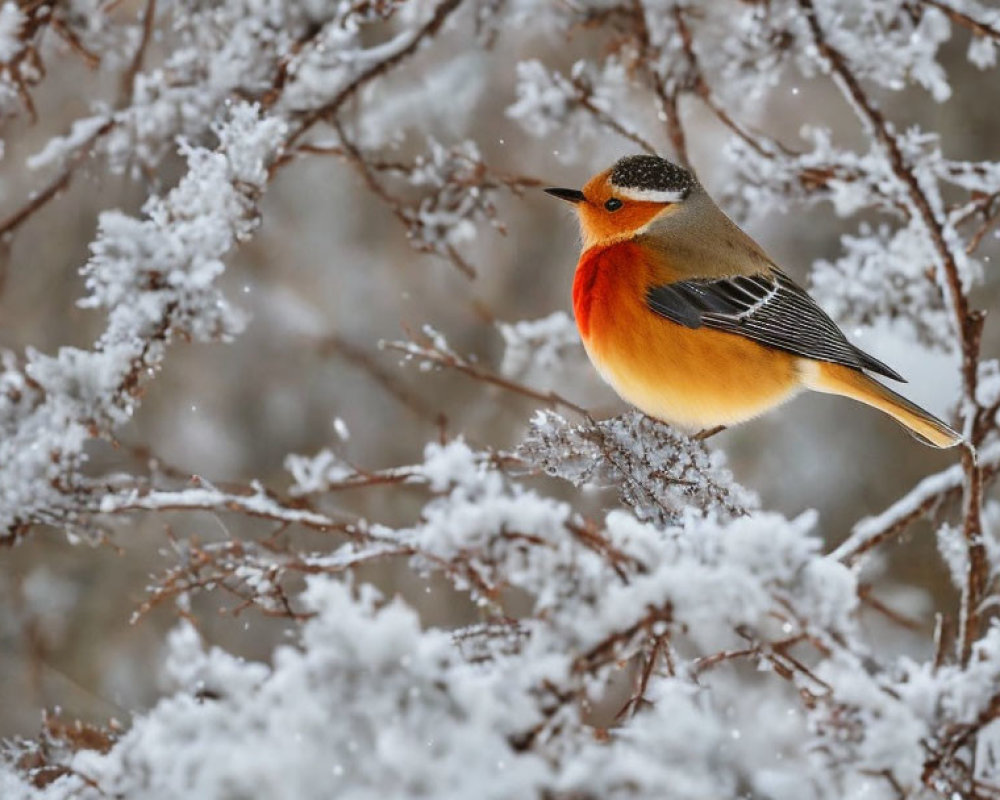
[546,154,961,448]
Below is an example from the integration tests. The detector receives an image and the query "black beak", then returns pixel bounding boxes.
[544,187,586,204]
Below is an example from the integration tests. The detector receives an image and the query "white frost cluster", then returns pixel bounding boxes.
[0,2,24,63]
[814,1,953,101]
[811,221,953,348]
[4,580,552,800]
[407,139,493,249]
[0,104,285,536]
[507,59,630,160]
[498,311,582,385]
[520,410,757,524]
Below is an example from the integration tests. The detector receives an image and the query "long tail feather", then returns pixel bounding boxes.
[805,363,962,449]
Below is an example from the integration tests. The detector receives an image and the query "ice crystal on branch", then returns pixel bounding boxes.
[508,59,641,160]
[521,410,755,525]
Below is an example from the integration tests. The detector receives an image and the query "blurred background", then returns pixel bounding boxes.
[0,2,997,739]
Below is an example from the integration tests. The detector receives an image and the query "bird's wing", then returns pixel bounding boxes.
[645,269,904,381]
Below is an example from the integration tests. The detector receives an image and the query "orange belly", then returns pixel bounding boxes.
[574,242,804,429]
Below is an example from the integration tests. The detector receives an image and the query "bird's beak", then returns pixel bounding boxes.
[544,187,586,204]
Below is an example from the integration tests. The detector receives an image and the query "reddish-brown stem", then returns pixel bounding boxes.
[120,0,157,102]
[632,1,690,166]
[797,0,987,666]
[318,333,442,425]
[286,0,465,149]
[919,0,1000,40]
[0,120,114,238]
[382,338,590,417]
[674,6,794,160]
[568,70,658,155]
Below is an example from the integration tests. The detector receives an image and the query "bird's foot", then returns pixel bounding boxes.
[694,425,727,441]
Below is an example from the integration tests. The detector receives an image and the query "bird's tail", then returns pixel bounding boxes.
[805,362,962,449]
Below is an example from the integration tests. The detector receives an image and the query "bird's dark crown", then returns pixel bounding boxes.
[609,155,695,196]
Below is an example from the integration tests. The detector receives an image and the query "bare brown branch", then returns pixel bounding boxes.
[797,0,987,667]
[918,0,1000,41]
[0,119,114,239]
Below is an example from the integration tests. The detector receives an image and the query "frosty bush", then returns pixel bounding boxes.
[2,0,1000,798]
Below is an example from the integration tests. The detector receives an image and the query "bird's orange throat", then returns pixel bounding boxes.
[572,241,645,341]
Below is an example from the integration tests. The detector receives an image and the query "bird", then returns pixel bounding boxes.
[545,154,962,448]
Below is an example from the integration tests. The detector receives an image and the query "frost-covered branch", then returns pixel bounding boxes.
[919,0,1000,42]
[3,1,1000,797]
[0,104,285,542]
[835,440,1000,564]
[796,0,990,664]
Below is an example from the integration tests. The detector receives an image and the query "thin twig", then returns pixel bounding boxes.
[674,6,794,160]
[918,0,1000,40]
[0,120,114,239]
[318,333,443,425]
[569,74,658,156]
[629,0,690,166]
[797,0,987,666]
[834,442,1000,565]
[858,584,924,631]
[286,0,465,149]
[98,485,355,533]
[382,337,590,416]
[120,0,157,102]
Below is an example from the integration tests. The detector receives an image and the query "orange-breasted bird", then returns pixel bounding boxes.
[546,154,961,448]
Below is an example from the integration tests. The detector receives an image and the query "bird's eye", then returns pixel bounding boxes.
[604,197,623,212]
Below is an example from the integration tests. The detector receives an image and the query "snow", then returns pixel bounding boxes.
[1,439,873,798]
[98,485,340,530]
[0,104,285,536]
[507,58,634,161]
[969,36,997,69]
[285,449,357,495]
[498,311,581,383]
[520,410,757,524]
[507,60,575,140]
[26,115,111,171]
[0,2,24,63]
[838,440,1000,563]
[22,581,551,799]
[811,222,955,350]
[414,439,482,492]
[2,0,1000,796]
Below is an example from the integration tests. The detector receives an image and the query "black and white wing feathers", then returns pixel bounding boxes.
[645,270,904,382]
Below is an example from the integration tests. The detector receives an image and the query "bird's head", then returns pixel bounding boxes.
[546,154,698,250]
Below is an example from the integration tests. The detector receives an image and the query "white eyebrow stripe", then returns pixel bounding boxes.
[614,186,688,203]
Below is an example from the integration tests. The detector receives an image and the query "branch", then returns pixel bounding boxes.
[568,72,658,156]
[119,0,157,102]
[317,333,444,427]
[918,0,1000,41]
[286,0,465,149]
[796,0,988,667]
[97,483,355,534]
[0,119,114,239]
[382,332,590,417]
[673,5,794,160]
[835,440,1000,564]
[923,690,1000,792]
[630,0,689,166]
